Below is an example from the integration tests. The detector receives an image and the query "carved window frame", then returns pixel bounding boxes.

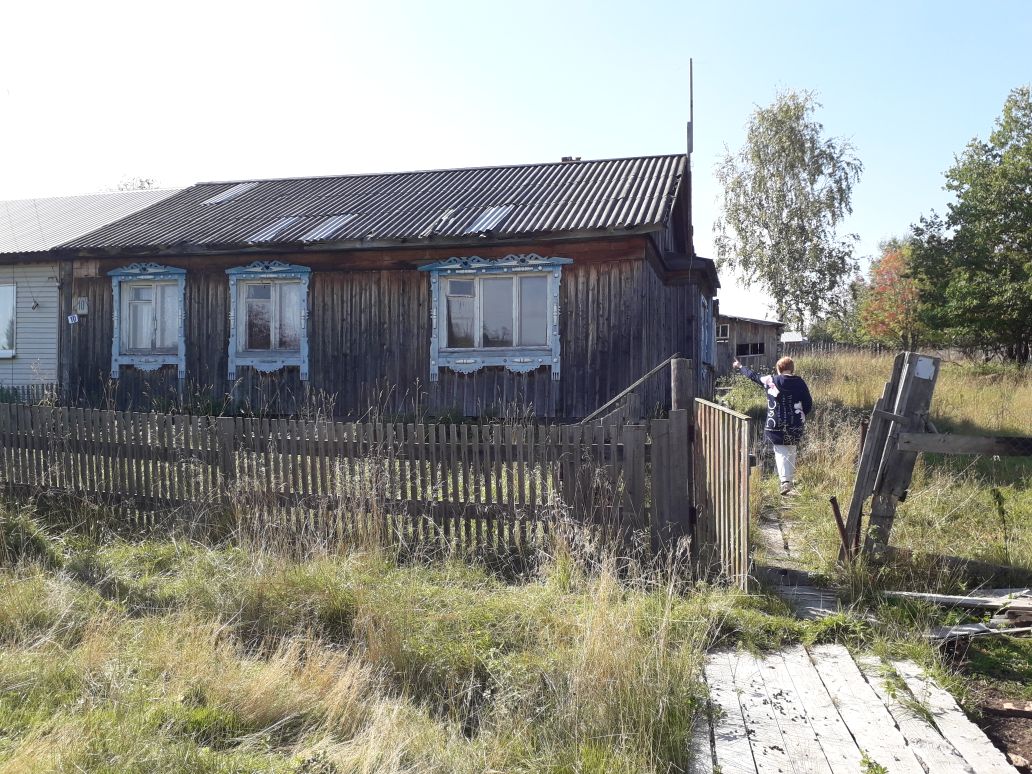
[419,254,571,381]
[109,263,186,379]
[226,260,311,380]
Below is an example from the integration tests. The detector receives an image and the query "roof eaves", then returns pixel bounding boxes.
[61,223,666,259]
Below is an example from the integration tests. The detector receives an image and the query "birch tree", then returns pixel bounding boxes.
[714,91,862,330]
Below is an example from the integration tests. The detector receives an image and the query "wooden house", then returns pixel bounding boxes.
[49,155,718,419]
[0,189,179,393]
[715,314,784,377]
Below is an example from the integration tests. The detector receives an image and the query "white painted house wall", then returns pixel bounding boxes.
[0,262,60,385]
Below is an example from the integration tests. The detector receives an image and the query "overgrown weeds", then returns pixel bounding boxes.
[0,504,751,773]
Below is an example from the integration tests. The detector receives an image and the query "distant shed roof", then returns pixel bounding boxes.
[720,314,784,328]
[0,189,179,254]
[61,155,687,254]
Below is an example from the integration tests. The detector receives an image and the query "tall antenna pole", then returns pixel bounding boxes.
[687,58,694,156]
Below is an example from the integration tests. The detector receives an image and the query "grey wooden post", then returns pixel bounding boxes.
[669,357,695,555]
[671,357,692,411]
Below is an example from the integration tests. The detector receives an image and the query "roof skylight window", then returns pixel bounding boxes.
[201,182,259,205]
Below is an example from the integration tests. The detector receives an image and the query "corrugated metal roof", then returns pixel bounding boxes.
[62,155,687,252]
[720,314,784,327]
[0,189,180,254]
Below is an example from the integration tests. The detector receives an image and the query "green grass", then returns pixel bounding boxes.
[3,501,932,772]
[0,509,744,773]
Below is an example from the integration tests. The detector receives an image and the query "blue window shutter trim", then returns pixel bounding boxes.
[108,263,187,380]
[420,254,571,381]
[225,260,311,380]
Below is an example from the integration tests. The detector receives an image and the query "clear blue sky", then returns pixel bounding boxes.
[1,0,1029,316]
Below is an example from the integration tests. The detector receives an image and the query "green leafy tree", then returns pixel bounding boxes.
[807,275,867,344]
[859,239,925,349]
[714,90,863,331]
[911,86,1032,362]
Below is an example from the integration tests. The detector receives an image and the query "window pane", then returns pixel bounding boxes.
[0,286,14,351]
[131,285,153,302]
[129,302,153,350]
[481,277,513,347]
[247,284,272,300]
[518,276,548,346]
[446,281,475,348]
[735,343,749,357]
[156,284,179,351]
[277,282,302,351]
[246,299,272,350]
[448,279,474,296]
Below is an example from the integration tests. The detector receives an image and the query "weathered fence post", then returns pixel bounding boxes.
[624,392,642,422]
[671,358,695,552]
[216,416,236,505]
[671,357,692,411]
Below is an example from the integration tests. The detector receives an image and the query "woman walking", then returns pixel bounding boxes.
[733,356,813,495]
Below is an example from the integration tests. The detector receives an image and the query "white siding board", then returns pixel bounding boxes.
[0,262,60,385]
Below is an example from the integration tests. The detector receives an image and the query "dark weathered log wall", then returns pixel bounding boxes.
[63,237,704,419]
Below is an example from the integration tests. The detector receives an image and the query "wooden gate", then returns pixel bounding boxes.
[693,398,751,588]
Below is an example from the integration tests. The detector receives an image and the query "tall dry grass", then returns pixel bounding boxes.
[726,350,1032,581]
[0,495,732,774]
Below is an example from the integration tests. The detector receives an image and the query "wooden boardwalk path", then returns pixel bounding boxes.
[694,644,1017,773]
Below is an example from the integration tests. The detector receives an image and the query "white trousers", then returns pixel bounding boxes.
[772,443,797,484]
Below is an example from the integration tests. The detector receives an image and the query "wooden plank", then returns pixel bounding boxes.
[121,412,135,504]
[515,423,528,547]
[892,660,1018,774]
[623,424,646,536]
[737,412,751,588]
[436,423,451,544]
[868,354,941,548]
[703,652,757,774]
[841,352,906,559]
[99,409,114,498]
[0,404,9,487]
[459,423,471,545]
[808,645,924,773]
[669,409,691,546]
[855,655,975,774]
[332,420,345,541]
[725,650,797,773]
[881,590,1026,610]
[779,647,863,773]
[163,412,175,504]
[483,424,495,548]
[743,650,835,773]
[897,433,1032,456]
[493,425,505,544]
[983,700,1032,719]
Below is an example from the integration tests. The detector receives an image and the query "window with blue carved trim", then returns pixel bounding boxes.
[226,261,311,380]
[108,264,187,379]
[420,254,571,381]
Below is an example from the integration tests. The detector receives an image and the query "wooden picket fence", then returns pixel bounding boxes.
[693,399,752,588]
[0,402,751,581]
